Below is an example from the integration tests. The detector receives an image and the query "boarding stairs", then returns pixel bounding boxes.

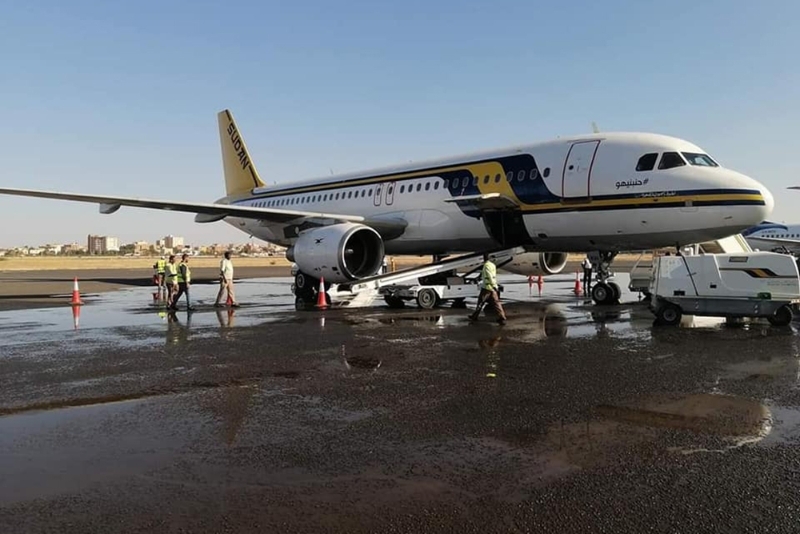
[329,246,526,308]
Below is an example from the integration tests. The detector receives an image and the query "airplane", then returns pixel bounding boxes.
[743,221,800,254]
[0,110,774,306]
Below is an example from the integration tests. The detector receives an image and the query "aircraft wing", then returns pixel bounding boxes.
[0,188,407,235]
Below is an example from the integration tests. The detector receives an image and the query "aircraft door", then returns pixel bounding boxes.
[561,140,600,199]
[385,181,396,205]
[373,183,383,206]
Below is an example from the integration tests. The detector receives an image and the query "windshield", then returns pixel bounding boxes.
[682,152,718,167]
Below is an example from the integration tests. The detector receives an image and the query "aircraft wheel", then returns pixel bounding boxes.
[655,303,682,326]
[608,281,622,303]
[591,282,616,306]
[416,288,439,309]
[768,305,793,327]
[384,295,406,309]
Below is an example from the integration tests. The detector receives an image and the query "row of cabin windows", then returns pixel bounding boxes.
[636,151,719,172]
[253,167,551,208]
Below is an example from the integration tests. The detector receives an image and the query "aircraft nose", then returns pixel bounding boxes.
[759,182,775,218]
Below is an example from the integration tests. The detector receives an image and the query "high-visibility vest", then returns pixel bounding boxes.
[156,259,166,274]
[177,263,191,284]
[166,263,178,281]
[481,261,498,290]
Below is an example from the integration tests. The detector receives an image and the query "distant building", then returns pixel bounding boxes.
[163,235,184,250]
[87,235,120,254]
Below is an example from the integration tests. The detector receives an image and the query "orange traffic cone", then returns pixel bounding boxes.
[71,277,83,306]
[573,271,583,296]
[316,277,328,310]
[72,303,81,329]
[537,274,544,295]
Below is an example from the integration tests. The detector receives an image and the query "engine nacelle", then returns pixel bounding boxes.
[501,252,569,277]
[286,223,385,284]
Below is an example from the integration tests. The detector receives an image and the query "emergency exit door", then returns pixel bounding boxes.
[561,140,600,199]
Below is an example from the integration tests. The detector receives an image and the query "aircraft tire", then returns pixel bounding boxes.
[608,281,622,303]
[591,282,616,306]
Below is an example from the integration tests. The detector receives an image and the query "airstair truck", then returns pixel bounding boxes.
[649,252,800,326]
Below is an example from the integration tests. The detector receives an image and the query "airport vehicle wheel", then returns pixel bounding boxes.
[591,282,615,306]
[768,305,793,327]
[295,297,309,311]
[656,304,682,326]
[451,298,468,309]
[608,282,622,303]
[416,288,439,309]
[384,295,406,309]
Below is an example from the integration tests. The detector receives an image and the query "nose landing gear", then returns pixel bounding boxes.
[588,251,621,306]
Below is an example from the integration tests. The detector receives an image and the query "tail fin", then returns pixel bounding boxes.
[218,109,265,196]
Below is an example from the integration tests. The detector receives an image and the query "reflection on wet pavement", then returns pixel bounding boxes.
[3,272,800,531]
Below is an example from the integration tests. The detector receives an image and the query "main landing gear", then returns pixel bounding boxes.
[587,251,621,306]
[292,271,331,310]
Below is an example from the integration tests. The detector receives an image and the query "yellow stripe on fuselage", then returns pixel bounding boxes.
[249,160,763,211]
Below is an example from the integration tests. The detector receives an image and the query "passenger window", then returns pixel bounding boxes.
[368,189,372,197]
[387,186,393,195]
[543,167,550,178]
[530,169,538,179]
[485,175,491,184]
[472,176,478,187]
[506,172,513,182]
[658,152,685,170]
[416,183,422,192]
[495,174,501,183]
[425,182,430,191]
[461,176,469,188]
[636,153,658,171]
[434,181,440,190]
[517,171,525,182]
[451,178,459,189]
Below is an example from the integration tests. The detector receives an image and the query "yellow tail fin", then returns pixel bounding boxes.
[218,109,265,196]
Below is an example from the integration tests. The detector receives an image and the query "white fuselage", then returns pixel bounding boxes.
[222,132,773,255]
[744,223,800,253]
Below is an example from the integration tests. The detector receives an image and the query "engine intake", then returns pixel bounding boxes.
[286,223,385,283]
[501,252,569,277]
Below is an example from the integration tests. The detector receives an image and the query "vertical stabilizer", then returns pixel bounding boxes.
[218,109,265,195]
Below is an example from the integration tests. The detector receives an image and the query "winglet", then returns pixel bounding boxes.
[218,109,265,195]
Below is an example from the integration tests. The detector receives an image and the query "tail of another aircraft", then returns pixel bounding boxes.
[218,109,265,196]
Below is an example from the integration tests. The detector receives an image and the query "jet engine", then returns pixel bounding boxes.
[501,252,569,277]
[285,223,385,284]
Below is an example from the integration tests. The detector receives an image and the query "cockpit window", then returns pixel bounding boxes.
[636,153,658,172]
[682,152,718,167]
[658,152,686,170]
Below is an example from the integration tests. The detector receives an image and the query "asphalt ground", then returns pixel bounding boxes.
[1,271,799,533]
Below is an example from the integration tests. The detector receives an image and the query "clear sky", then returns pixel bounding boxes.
[1,0,798,248]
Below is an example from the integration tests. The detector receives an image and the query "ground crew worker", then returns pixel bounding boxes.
[171,253,195,311]
[469,253,507,325]
[153,255,167,299]
[214,251,239,307]
[581,256,593,292]
[165,255,179,304]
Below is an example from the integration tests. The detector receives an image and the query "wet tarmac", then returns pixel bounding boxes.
[1,275,800,533]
